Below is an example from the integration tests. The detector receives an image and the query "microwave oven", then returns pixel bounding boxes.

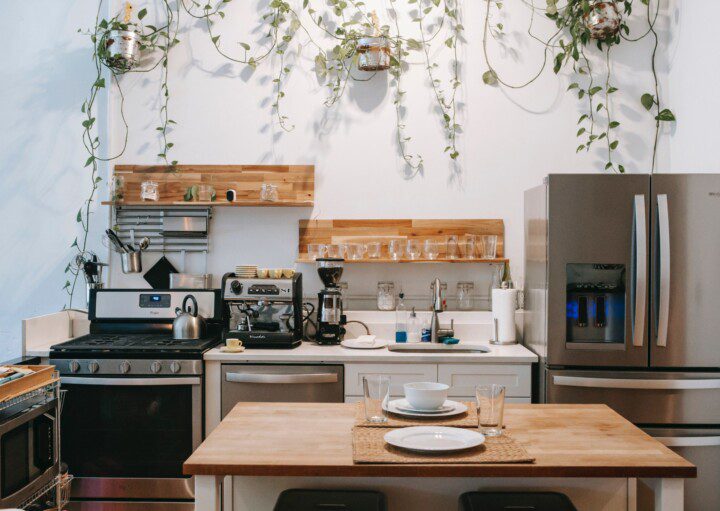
[0,397,58,507]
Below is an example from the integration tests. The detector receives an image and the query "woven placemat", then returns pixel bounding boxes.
[352,426,534,464]
[354,401,478,428]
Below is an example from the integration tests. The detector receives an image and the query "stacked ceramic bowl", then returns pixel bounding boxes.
[235,265,258,278]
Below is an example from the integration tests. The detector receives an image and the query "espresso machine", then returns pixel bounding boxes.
[221,272,303,348]
[315,258,347,345]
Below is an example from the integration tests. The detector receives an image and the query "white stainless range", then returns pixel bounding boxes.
[50,289,222,511]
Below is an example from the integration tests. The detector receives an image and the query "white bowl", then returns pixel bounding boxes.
[403,382,449,410]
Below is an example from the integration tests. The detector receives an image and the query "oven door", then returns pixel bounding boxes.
[60,377,201,501]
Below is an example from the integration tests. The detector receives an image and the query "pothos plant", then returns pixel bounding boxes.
[66,1,178,307]
[481,0,675,173]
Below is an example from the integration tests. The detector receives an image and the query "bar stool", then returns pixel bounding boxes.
[274,489,386,511]
[458,491,578,511]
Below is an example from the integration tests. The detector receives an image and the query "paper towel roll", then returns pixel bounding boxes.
[492,288,518,344]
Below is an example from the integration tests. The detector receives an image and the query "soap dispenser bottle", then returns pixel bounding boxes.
[407,307,421,343]
[395,292,408,343]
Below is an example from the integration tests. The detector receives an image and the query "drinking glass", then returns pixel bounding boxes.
[446,235,459,259]
[198,184,215,202]
[406,239,421,260]
[476,384,505,436]
[326,244,342,258]
[260,183,279,202]
[346,243,366,260]
[307,243,326,260]
[388,239,404,260]
[366,241,382,259]
[423,239,439,260]
[140,180,159,201]
[480,235,498,259]
[363,375,390,423]
[457,282,474,310]
[462,234,476,259]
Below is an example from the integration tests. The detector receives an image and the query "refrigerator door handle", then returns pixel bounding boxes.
[553,375,720,390]
[656,193,671,347]
[632,194,648,347]
[653,436,720,448]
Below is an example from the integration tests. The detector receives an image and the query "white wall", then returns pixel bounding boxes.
[2,0,716,359]
[0,1,109,361]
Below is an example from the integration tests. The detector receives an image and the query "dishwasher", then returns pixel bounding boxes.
[221,364,344,417]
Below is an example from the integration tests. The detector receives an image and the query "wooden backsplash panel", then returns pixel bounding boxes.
[106,164,314,206]
[298,219,505,261]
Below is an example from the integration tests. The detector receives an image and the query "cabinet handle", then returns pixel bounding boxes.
[553,375,720,390]
[226,372,338,384]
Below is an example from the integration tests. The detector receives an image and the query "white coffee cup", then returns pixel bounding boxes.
[404,382,449,410]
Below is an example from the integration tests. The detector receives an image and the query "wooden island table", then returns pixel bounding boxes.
[184,403,695,511]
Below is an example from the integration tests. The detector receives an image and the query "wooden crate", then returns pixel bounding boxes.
[0,365,58,403]
[103,164,314,207]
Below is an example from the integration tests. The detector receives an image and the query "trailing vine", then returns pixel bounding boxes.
[66,1,177,306]
[481,0,675,173]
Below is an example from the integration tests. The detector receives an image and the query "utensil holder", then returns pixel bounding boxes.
[121,251,142,274]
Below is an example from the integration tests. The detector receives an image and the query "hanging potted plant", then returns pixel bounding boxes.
[356,11,391,72]
[97,3,143,71]
[583,1,622,41]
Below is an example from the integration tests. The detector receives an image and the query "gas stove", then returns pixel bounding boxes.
[50,288,223,374]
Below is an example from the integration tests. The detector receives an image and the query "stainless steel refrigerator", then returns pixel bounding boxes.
[524,174,720,511]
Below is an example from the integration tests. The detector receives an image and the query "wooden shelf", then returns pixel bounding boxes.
[297,256,508,264]
[298,219,506,263]
[102,164,314,207]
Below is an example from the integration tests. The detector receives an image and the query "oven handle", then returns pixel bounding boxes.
[653,435,720,448]
[226,372,339,384]
[553,375,720,390]
[61,377,201,386]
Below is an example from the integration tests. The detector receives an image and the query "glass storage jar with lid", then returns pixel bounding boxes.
[377,282,396,311]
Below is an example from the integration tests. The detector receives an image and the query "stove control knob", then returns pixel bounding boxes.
[119,360,131,374]
[69,360,81,373]
[169,361,181,374]
[230,280,243,295]
[88,361,100,374]
[151,361,162,374]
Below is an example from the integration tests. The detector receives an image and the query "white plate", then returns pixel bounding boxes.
[394,402,455,414]
[383,399,468,418]
[384,426,485,453]
[340,338,389,350]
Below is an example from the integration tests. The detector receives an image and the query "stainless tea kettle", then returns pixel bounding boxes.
[173,294,206,340]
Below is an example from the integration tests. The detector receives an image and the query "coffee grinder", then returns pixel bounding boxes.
[315,258,347,344]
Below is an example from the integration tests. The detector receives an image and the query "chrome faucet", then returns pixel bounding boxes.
[430,278,454,343]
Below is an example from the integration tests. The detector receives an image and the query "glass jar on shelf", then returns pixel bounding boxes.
[377,281,395,311]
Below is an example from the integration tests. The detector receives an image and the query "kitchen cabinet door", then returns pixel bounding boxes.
[344,364,437,398]
[438,364,531,398]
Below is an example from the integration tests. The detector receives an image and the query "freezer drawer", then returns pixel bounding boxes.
[546,369,720,424]
[640,428,720,511]
[221,364,344,418]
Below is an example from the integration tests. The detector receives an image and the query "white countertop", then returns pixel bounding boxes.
[203,341,537,363]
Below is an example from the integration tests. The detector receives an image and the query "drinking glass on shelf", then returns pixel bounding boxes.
[446,235,459,259]
[423,239,440,260]
[388,239,404,261]
[326,244,342,258]
[462,234,476,259]
[476,384,505,437]
[377,282,396,311]
[406,239,421,260]
[363,375,390,423]
[307,243,326,261]
[457,282,474,310]
[260,183,279,202]
[480,235,498,259]
[198,184,215,202]
[346,243,365,260]
[365,241,382,259]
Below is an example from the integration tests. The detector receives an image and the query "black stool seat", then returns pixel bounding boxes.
[459,491,578,511]
[274,489,386,511]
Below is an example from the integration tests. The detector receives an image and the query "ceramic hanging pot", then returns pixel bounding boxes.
[583,1,622,40]
[102,29,141,70]
[356,37,391,72]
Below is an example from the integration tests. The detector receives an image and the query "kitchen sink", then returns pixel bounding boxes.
[387,344,491,353]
